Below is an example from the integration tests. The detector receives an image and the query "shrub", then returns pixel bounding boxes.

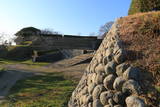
[128,0,160,15]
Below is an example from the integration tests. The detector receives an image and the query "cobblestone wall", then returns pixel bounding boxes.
[68,21,146,107]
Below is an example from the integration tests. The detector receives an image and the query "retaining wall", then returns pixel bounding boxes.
[68,21,146,107]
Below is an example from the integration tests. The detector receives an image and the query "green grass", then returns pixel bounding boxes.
[0,72,77,107]
[0,58,49,66]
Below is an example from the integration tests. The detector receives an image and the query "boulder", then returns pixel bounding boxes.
[100,91,114,105]
[122,79,141,95]
[114,105,123,107]
[113,91,125,105]
[88,83,96,94]
[95,64,105,74]
[95,74,104,84]
[113,76,126,91]
[105,61,117,75]
[123,66,140,81]
[116,63,130,76]
[92,85,105,100]
[103,74,116,90]
[125,96,145,107]
[93,99,103,107]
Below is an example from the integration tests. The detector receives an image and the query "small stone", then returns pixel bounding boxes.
[114,105,123,107]
[95,74,104,84]
[103,74,116,90]
[97,53,103,63]
[108,98,116,106]
[123,66,140,81]
[125,96,145,107]
[95,64,105,74]
[92,85,105,100]
[104,105,111,107]
[100,91,114,105]
[105,61,117,75]
[113,91,125,105]
[122,79,141,95]
[116,63,130,76]
[113,76,125,91]
[93,99,103,107]
[80,86,88,95]
[88,83,96,94]
[88,102,92,107]
[91,73,97,83]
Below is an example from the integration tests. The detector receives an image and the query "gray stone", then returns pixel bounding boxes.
[103,74,116,90]
[114,49,126,64]
[114,105,123,107]
[93,99,103,107]
[91,73,97,83]
[85,95,92,104]
[97,53,103,64]
[103,54,113,65]
[105,61,117,75]
[88,102,92,107]
[88,83,96,94]
[122,79,141,95]
[123,66,140,81]
[113,91,125,105]
[100,91,114,105]
[113,76,125,91]
[104,105,112,107]
[116,63,130,76]
[95,74,104,84]
[80,86,88,95]
[95,64,105,74]
[125,96,145,107]
[92,85,105,100]
[108,98,116,106]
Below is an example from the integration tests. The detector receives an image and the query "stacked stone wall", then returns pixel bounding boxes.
[68,21,146,107]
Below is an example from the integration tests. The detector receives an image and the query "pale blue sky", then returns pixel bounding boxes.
[0,0,131,36]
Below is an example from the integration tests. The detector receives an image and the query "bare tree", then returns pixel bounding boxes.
[98,21,114,38]
[41,28,59,35]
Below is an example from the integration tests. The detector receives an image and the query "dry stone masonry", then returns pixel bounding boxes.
[68,21,146,107]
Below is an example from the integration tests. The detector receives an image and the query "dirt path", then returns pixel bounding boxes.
[0,70,36,103]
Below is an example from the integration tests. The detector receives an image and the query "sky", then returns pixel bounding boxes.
[0,0,131,37]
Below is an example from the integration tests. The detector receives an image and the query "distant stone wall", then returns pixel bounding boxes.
[15,34,102,50]
[68,21,146,107]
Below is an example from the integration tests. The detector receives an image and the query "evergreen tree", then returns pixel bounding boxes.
[128,0,160,15]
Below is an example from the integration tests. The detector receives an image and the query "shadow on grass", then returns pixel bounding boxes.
[3,72,77,107]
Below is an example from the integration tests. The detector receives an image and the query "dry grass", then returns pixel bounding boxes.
[118,11,160,106]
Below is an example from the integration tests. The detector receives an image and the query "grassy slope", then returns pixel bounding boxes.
[0,53,91,107]
[118,11,160,106]
[0,72,77,107]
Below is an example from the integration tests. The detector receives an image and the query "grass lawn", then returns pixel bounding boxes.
[0,59,50,66]
[0,72,77,107]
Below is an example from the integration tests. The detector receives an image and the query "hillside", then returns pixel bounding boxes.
[118,11,160,106]
[69,11,160,107]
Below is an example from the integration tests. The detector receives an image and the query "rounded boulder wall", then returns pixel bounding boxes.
[68,21,146,107]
